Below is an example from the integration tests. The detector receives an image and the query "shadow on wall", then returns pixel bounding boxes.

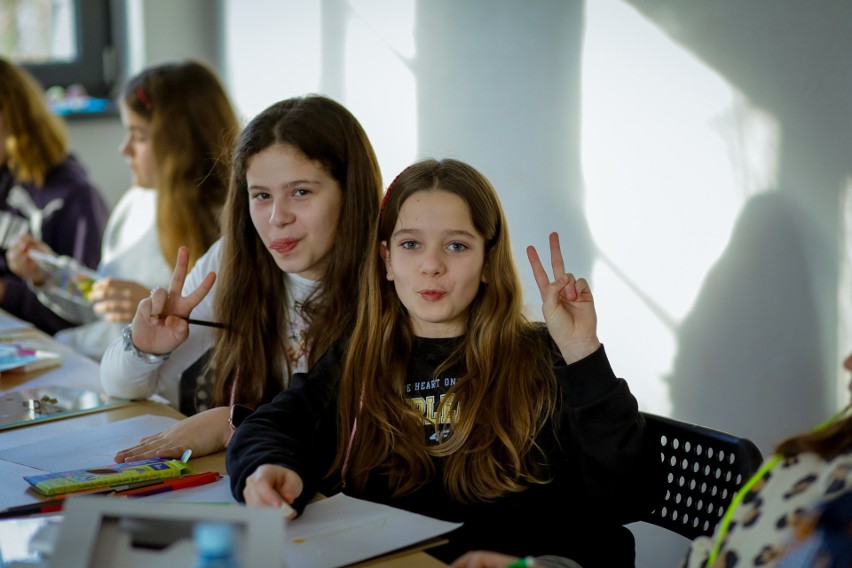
[666,191,827,454]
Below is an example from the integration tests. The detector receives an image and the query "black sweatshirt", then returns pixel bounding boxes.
[227,337,662,568]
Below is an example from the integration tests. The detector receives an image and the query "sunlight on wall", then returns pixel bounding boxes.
[345,0,418,185]
[224,0,321,121]
[582,0,779,413]
[223,0,417,186]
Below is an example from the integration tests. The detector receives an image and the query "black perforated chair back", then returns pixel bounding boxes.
[641,412,764,540]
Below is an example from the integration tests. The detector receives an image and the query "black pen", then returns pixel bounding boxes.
[151,314,226,329]
[0,499,65,519]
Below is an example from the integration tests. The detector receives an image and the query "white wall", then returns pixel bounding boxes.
[63,1,852,566]
[66,0,223,208]
[65,116,128,209]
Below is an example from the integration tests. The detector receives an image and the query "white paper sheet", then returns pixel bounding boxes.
[284,493,460,568]
[0,414,179,471]
[111,485,460,567]
[2,475,459,568]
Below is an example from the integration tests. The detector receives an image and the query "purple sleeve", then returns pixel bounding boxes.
[37,156,109,269]
[0,156,108,334]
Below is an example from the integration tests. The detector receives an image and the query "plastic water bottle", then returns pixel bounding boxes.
[192,522,239,568]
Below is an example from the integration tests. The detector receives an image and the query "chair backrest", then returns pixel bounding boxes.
[641,412,764,540]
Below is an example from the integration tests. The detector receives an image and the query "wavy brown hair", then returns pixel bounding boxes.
[121,60,239,269]
[210,95,383,408]
[775,406,852,460]
[0,57,67,186]
[333,158,558,503]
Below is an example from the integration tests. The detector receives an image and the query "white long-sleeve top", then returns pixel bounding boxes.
[99,237,316,409]
[45,187,172,359]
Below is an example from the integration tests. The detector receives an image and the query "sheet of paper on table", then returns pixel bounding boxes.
[0,414,178,470]
[283,493,460,568]
[0,484,460,568]
[138,481,462,567]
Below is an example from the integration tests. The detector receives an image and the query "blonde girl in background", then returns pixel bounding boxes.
[0,56,108,334]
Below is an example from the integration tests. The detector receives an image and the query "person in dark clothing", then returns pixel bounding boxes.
[226,158,661,568]
[0,56,108,334]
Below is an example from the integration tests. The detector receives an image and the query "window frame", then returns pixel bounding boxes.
[19,0,125,101]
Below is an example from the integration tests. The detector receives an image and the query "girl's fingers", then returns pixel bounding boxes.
[548,231,566,278]
[575,277,593,301]
[529,233,587,304]
[526,245,550,296]
[183,271,216,309]
[167,246,190,295]
[149,286,168,316]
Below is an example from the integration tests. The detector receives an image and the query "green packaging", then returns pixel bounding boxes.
[24,458,194,496]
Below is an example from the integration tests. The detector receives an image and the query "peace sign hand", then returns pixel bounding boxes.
[526,232,600,364]
[129,246,216,355]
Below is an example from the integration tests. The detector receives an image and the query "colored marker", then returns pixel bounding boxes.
[122,471,221,498]
[0,479,162,519]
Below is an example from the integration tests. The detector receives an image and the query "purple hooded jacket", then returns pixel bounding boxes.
[0,154,108,334]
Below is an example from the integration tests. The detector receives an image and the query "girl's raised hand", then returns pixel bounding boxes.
[526,231,600,364]
[129,246,216,355]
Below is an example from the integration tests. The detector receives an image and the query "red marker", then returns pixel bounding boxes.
[121,471,221,498]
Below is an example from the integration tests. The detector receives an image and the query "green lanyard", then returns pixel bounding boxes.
[706,453,782,565]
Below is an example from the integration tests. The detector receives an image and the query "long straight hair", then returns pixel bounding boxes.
[210,95,383,408]
[0,57,67,186]
[333,158,558,502]
[121,60,239,269]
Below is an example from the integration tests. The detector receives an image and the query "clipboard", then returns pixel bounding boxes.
[0,385,131,431]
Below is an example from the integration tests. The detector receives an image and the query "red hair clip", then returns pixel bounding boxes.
[380,187,392,212]
[136,85,153,111]
[380,165,414,216]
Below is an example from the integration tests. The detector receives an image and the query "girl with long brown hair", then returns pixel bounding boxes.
[227,158,659,567]
[101,94,383,460]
